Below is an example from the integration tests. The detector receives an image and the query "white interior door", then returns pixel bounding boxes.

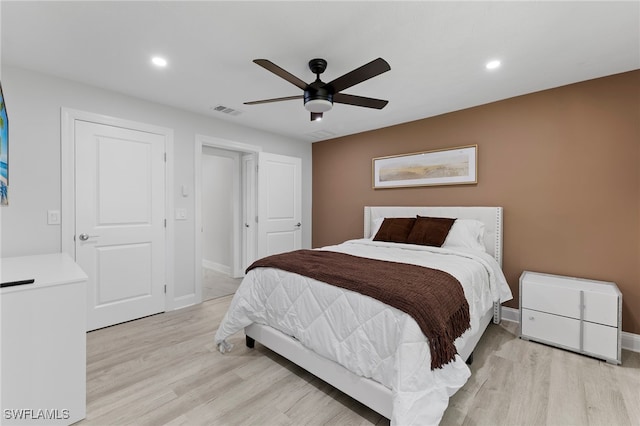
[257,152,302,258]
[243,153,257,269]
[75,120,166,331]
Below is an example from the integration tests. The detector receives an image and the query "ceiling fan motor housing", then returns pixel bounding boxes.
[305,59,333,113]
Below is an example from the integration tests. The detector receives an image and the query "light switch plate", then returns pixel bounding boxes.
[175,208,187,220]
[47,210,61,225]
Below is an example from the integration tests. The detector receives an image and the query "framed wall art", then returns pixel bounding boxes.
[373,145,477,189]
[0,81,8,205]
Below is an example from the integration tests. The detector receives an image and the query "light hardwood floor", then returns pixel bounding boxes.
[202,268,242,301]
[81,296,640,425]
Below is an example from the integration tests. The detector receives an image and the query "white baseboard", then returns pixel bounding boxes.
[621,331,640,353]
[172,293,197,310]
[202,259,231,275]
[498,306,639,354]
[501,306,520,323]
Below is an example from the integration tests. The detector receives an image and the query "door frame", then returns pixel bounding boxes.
[242,153,258,272]
[194,134,261,304]
[61,108,175,309]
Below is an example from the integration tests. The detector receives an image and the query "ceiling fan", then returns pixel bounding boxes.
[244,57,391,121]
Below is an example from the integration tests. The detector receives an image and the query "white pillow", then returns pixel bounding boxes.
[443,219,486,252]
[369,217,385,239]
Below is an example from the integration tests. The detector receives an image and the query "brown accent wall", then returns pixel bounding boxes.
[312,70,640,334]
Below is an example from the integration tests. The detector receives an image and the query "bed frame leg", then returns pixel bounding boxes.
[246,335,255,348]
[466,352,474,365]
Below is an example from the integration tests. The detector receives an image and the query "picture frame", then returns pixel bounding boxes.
[372,144,477,189]
[0,81,8,205]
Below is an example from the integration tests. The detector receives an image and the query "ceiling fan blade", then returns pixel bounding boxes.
[244,95,303,105]
[253,59,308,90]
[327,58,390,93]
[333,93,388,109]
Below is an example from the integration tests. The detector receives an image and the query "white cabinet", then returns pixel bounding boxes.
[519,271,621,364]
[1,254,88,425]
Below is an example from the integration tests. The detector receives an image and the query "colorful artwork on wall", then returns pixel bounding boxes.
[0,82,7,205]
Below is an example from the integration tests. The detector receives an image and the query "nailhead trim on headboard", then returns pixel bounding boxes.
[494,207,502,266]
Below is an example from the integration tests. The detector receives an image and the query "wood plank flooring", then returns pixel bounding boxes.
[80,296,640,425]
[202,268,242,301]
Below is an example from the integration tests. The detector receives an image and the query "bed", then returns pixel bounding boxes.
[215,206,513,425]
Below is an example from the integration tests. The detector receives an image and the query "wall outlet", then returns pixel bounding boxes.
[47,210,61,225]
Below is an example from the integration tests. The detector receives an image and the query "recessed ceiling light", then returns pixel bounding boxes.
[152,56,168,67]
[486,60,501,70]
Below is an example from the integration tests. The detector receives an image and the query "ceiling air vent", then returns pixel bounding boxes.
[211,105,242,116]
[305,129,337,140]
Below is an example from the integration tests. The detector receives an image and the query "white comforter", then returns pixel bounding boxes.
[215,239,512,425]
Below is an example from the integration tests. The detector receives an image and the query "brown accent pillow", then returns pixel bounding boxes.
[406,216,457,247]
[373,218,416,243]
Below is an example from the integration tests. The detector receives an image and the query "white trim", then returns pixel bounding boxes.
[242,154,258,270]
[499,306,639,354]
[60,108,175,311]
[196,134,264,154]
[501,306,520,323]
[194,135,261,307]
[172,294,198,311]
[622,331,640,353]
[202,260,231,276]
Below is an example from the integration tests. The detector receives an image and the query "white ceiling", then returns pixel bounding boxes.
[2,1,639,142]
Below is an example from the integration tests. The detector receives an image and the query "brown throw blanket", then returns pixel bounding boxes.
[246,249,470,369]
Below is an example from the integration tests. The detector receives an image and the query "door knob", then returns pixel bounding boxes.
[78,233,99,241]
[295,222,301,227]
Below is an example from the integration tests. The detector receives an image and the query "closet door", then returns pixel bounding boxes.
[75,120,166,331]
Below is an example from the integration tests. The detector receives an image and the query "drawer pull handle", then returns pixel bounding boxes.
[529,316,535,321]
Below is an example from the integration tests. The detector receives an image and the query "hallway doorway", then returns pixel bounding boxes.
[195,135,261,303]
[200,146,243,301]
[194,135,302,304]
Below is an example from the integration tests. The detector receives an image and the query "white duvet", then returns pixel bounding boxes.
[215,239,512,425]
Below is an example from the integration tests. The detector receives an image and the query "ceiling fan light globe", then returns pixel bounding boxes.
[305,98,333,113]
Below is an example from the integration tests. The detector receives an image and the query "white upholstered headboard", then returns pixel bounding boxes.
[364,206,503,266]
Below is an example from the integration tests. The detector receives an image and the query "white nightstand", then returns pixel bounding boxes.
[519,271,622,364]
[1,254,88,425]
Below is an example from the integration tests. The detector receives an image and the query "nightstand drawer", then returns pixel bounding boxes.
[583,291,618,327]
[521,308,580,351]
[521,280,581,319]
[584,321,618,360]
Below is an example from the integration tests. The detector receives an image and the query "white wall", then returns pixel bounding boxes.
[0,65,312,303]
[201,148,235,273]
